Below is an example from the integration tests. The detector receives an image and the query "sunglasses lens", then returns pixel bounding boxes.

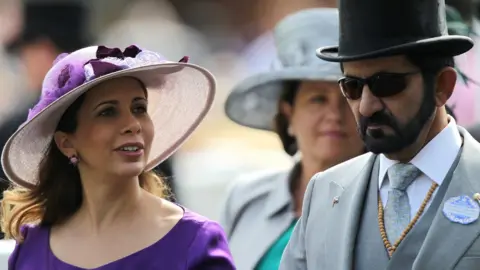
[339,78,363,100]
[371,74,408,98]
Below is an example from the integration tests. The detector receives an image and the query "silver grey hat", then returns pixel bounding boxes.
[225,8,342,131]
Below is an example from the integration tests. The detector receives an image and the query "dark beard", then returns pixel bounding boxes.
[358,85,436,154]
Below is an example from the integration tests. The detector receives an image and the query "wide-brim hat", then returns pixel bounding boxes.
[316,0,474,62]
[1,45,215,188]
[225,8,342,131]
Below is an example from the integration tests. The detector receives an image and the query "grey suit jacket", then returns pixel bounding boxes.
[280,127,480,270]
[221,168,297,270]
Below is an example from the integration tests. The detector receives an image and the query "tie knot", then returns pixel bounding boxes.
[387,163,421,191]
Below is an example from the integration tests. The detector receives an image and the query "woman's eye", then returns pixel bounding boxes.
[311,96,327,103]
[98,107,116,117]
[133,105,147,114]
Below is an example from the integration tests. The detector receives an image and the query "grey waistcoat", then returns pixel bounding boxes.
[354,149,462,270]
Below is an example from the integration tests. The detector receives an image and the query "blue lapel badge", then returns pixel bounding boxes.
[442,195,480,225]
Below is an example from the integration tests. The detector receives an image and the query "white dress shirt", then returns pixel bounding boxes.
[378,117,462,218]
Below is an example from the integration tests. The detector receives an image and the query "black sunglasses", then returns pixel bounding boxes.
[338,71,420,100]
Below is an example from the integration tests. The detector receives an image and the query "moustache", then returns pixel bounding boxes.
[359,111,394,130]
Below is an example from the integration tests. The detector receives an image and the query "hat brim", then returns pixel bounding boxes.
[225,64,341,131]
[316,35,474,62]
[2,62,215,188]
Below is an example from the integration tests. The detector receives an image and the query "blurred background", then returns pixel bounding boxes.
[0,0,479,223]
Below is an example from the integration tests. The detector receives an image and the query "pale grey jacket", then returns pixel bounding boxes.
[221,168,297,270]
[280,127,480,270]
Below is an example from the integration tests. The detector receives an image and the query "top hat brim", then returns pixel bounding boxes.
[316,35,474,62]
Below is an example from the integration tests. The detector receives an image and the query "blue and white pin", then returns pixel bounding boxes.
[443,195,480,225]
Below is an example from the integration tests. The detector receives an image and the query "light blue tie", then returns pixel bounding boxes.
[384,163,421,244]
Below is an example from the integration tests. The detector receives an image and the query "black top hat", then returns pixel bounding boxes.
[317,0,474,62]
[6,2,89,54]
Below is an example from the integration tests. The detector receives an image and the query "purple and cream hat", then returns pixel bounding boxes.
[2,45,216,188]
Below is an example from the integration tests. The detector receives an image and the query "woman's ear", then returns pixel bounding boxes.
[280,101,295,136]
[53,131,75,157]
[280,101,293,122]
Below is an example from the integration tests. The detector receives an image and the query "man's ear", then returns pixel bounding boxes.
[53,131,75,157]
[434,67,457,107]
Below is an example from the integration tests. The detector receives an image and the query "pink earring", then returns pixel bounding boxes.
[69,155,79,166]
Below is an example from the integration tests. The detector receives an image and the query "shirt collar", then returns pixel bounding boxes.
[379,116,462,188]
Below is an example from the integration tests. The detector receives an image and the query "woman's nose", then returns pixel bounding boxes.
[325,98,347,123]
[121,113,142,134]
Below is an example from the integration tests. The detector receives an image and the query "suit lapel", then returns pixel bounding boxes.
[415,128,480,269]
[325,154,377,270]
[232,172,295,270]
[240,211,295,269]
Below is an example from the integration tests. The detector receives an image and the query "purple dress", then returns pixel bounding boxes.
[9,209,236,270]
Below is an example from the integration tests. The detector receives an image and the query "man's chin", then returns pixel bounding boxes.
[363,136,408,154]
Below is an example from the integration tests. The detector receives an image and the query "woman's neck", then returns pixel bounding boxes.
[300,158,334,188]
[72,172,146,234]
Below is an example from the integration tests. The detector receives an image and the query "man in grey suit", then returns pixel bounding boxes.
[279,0,480,269]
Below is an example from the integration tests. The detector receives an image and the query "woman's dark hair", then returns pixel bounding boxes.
[273,81,300,156]
[2,84,171,241]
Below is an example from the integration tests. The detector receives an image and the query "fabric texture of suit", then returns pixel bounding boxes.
[280,126,480,270]
[221,167,297,270]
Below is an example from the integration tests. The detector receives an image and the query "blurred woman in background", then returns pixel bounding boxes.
[221,8,364,270]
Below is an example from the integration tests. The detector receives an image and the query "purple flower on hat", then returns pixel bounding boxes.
[26,45,179,121]
[53,53,69,65]
[27,59,87,121]
[83,45,169,82]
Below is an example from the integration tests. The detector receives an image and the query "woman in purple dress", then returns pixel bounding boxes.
[1,45,236,269]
